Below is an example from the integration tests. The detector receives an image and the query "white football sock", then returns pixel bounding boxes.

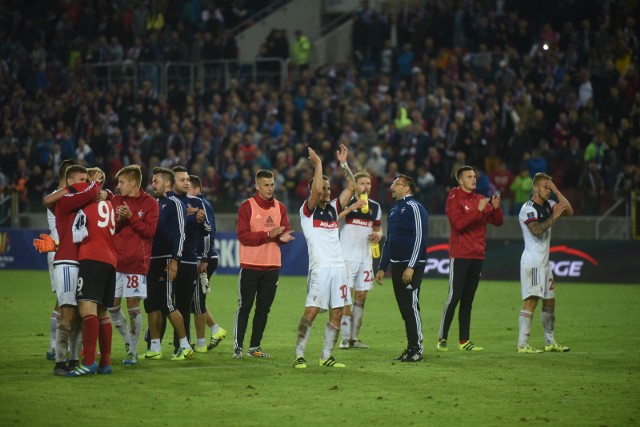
[150,339,161,352]
[295,318,312,358]
[351,300,365,339]
[50,310,60,351]
[196,338,206,348]
[518,310,533,348]
[340,315,351,341]
[55,324,71,363]
[541,306,555,345]
[128,307,142,355]
[179,337,191,350]
[321,322,339,360]
[210,323,220,335]
[70,323,83,361]
[109,307,131,346]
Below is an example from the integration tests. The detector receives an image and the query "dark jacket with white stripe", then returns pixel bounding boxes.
[196,194,217,259]
[151,193,186,260]
[172,192,211,263]
[379,195,428,271]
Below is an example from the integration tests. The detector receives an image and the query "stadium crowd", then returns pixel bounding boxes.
[1,0,640,216]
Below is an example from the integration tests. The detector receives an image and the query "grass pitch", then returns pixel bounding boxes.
[0,271,638,426]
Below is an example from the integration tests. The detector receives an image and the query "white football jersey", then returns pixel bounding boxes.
[47,207,59,242]
[300,199,345,270]
[518,199,557,266]
[340,196,382,263]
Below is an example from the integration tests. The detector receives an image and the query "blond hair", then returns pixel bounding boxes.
[116,165,143,188]
[87,167,105,183]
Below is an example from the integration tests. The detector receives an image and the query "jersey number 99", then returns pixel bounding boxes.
[97,201,116,235]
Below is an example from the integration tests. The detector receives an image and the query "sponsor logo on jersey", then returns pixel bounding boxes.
[138,211,144,218]
[346,218,372,227]
[313,220,338,229]
[265,216,275,227]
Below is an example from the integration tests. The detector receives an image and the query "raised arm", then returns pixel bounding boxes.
[336,143,356,209]
[526,203,567,236]
[307,147,323,211]
[546,180,574,217]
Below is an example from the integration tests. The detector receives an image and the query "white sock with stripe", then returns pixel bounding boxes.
[321,322,339,360]
[295,318,312,358]
[541,306,555,345]
[518,310,533,348]
[50,310,60,351]
[108,307,132,347]
[340,315,351,341]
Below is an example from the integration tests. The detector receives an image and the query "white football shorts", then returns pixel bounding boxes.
[305,266,351,311]
[48,252,56,293]
[345,260,375,292]
[520,264,555,300]
[115,272,148,299]
[53,264,78,306]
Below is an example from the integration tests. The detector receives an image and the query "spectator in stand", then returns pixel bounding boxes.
[490,161,514,214]
[584,134,608,171]
[292,30,311,71]
[510,165,533,216]
[578,160,604,215]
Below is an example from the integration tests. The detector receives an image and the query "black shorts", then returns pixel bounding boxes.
[77,259,116,308]
[191,279,207,314]
[144,258,176,315]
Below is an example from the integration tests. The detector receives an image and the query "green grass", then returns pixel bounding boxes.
[1,271,639,426]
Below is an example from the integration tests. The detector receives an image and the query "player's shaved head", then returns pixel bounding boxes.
[58,159,78,182]
[255,170,273,181]
[189,175,201,189]
[65,165,88,182]
[153,167,175,186]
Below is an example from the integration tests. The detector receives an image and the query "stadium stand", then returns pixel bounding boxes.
[0,0,639,219]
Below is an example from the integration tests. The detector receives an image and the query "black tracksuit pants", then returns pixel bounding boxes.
[438,258,483,341]
[173,262,198,348]
[391,261,425,353]
[234,268,279,350]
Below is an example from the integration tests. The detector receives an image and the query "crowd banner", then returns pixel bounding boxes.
[1,229,638,283]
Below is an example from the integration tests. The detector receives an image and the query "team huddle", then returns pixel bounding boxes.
[36,145,572,375]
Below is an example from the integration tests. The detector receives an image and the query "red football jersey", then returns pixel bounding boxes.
[54,181,101,263]
[112,190,159,274]
[78,199,118,268]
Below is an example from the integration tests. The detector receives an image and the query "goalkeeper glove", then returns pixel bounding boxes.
[33,234,58,253]
[199,273,211,294]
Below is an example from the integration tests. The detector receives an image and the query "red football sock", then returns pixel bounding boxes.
[99,317,112,367]
[81,315,99,366]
